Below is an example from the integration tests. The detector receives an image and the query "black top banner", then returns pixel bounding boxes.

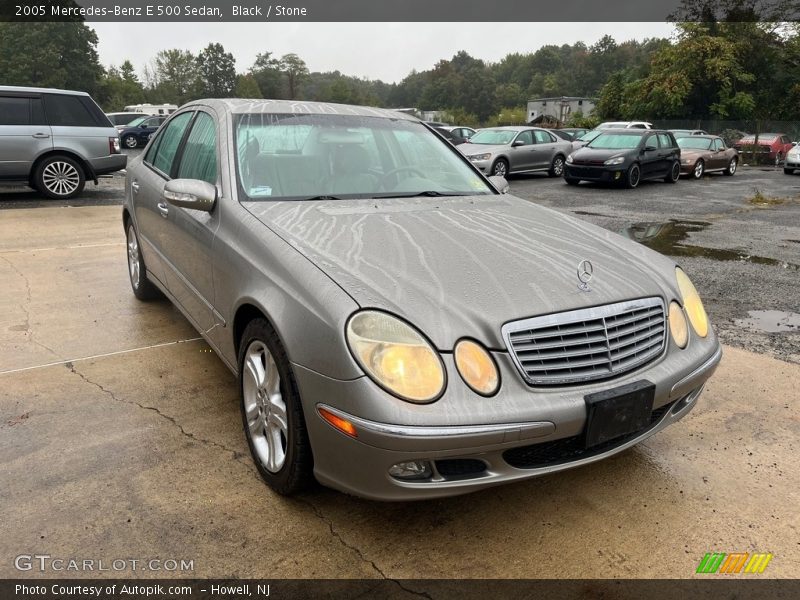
[2,0,800,22]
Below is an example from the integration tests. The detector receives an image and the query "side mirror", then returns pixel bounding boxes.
[163,179,217,212]
[644,145,657,152]
[488,175,510,194]
[512,139,526,147]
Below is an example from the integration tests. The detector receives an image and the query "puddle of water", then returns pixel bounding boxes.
[621,220,799,270]
[573,210,609,217]
[735,310,800,333]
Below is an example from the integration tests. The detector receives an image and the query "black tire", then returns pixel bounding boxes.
[784,168,794,175]
[491,158,509,177]
[691,159,705,180]
[123,134,139,149]
[126,223,162,300]
[665,160,680,183]
[565,177,580,186]
[239,318,314,496]
[34,155,85,200]
[724,157,738,176]
[548,155,566,177]
[624,163,641,189]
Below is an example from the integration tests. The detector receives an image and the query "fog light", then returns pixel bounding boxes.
[614,172,621,179]
[389,460,432,480]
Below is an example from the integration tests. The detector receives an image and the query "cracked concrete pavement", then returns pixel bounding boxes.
[1,204,798,581]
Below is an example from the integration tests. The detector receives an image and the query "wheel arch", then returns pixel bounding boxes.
[30,149,96,186]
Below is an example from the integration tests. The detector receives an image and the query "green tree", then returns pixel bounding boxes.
[196,43,236,97]
[250,52,283,99]
[235,74,262,98]
[0,22,103,94]
[149,49,198,105]
[279,53,309,99]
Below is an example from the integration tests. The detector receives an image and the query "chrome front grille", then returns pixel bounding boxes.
[502,298,666,386]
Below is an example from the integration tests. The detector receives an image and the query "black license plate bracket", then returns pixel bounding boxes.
[584,380,655,448]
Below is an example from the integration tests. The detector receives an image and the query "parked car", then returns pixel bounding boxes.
[459,126,573,177]
[0,85,125,199]
[106,111,145,132]
[670,129,709,137]
[560,127,589,139]
[564,129,681,188]
[123,99,721,500]
[784,144,800,174]
[123,103,178,116]
[439,125,476,143]
[733,133,794,162]
[429,125,473,146]
[119,115,167,149]
[571,129,603,151]
[677,135,739,179]
[549,129,575,142]
[596,121,653,130]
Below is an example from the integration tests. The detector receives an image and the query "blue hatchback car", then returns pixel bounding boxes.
[119,115,166,149]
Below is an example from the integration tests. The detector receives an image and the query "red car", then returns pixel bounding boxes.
[734,133,794,162]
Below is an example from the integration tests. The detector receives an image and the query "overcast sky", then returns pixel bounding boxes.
[92,22,676,83]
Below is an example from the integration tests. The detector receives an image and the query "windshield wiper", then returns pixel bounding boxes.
[374,191,467,199]
[300,195,342,200]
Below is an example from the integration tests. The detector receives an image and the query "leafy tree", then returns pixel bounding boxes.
[235,74,262,98]
[0,22,103,94]
[279,53,309,99]
[250,52,283,99]
[99,60,146,110]
[149,49,198,105]
[196,43,236,97]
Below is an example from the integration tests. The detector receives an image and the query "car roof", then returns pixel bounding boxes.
[677,134,717,140]
[594,128,666,135]
[193,98,421,121]
[0,85,89,96]
[106,111,144,116]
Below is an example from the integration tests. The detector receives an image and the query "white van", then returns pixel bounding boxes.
[123,103,178,116]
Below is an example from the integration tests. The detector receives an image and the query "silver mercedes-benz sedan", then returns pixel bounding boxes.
[123,100,722,500]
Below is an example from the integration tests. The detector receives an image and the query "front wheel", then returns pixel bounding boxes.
[784,167,794,175]
[565,177,580,186]
[692,159,705,180]
[724,157,738,176]
[123,134,139,149]
[491,158,508,177]
[126,223,162,300]
[624,163,641,189]
[665,160,680,183]
[548,155,565,177]
[35,155,85,199]
[239,319,313,495]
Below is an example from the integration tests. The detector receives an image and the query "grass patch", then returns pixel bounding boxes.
[746,187,792,206]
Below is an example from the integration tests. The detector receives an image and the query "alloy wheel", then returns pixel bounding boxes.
[126,226,140,289]
[41,161,80,197]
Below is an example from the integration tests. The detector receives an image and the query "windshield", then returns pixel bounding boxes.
[468,129,517,145]
[578,130,602,142]
[587,133,642,149]
[127,116,147,127]
[677,138,713,150]
[234,113,493,201]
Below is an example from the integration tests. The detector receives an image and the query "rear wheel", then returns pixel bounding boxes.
[785,168,795,175]
[548,155,565,177]
[491,158,508,177]
[665,160,680,183]
[624,163,641,189]
[724,157,738,176]
[35,155,85,199]
[239,319,314,495]
[692,159,705,180]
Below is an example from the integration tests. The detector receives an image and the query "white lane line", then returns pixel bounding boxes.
[0,337,204,376]
[0,242,125,254]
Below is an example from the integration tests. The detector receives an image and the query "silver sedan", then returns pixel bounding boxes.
[123,100,721,500]
[459,126,573,178]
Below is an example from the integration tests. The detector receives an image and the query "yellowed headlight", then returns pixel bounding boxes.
[454,339,500,396]
[669,301,688,349]
[346,311,445,403]
[676,268,709,338]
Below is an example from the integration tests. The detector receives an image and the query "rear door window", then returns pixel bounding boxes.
[657,133,672,148]
[533,130,553,144]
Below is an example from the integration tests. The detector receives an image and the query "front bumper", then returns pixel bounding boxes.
[785,156,800,169]
[295,339,723,501]
[564,164,625,182]
[467,158,490,173]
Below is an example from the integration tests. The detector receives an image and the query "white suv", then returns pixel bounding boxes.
[596,121,653,130]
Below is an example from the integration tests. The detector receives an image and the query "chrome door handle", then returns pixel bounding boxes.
[131,181,140,193]
[31,133,50,139]
[157,202,169,218]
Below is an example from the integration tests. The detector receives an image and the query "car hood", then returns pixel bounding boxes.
[243,196,678,350]
[571,147,634,163]
[458,144,507,157]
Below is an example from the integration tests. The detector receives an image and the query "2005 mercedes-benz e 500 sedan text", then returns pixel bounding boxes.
[123,100,722,500]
